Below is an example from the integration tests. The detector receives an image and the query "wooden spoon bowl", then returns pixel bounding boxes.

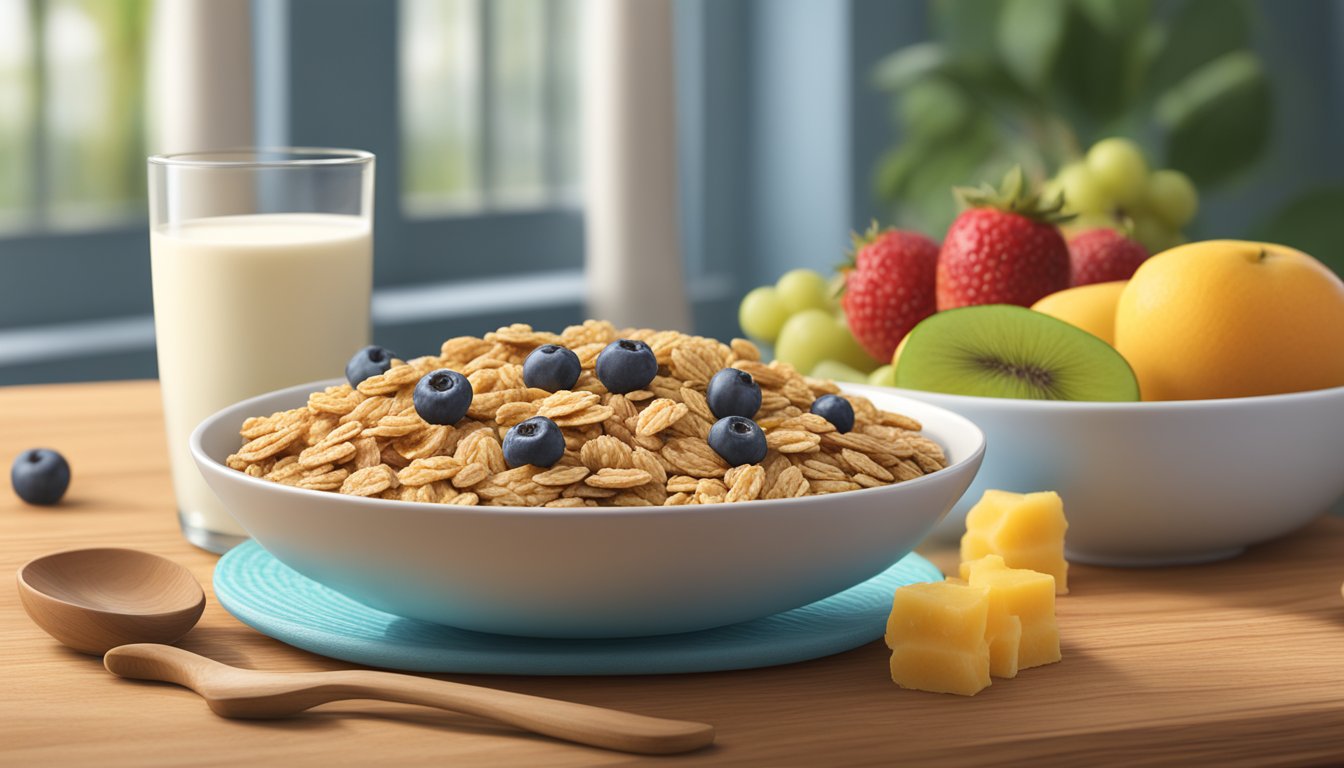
[17,548,205,655]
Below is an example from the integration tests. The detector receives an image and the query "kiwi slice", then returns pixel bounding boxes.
[893,305,1140,401]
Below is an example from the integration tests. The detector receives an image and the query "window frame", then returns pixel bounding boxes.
[253,0,744,336]
[277,0,586,289]
[0,0,751,383]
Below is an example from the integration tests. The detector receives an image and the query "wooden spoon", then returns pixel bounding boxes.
[17,547,713,754]
[105,644,714,755]
[17,548,206,655]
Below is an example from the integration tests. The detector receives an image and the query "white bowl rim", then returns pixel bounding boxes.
[190,379,987,518]
[867,382,1344,411]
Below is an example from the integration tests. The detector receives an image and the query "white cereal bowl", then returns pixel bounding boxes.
[191,380,985,638]
[873,383,1344,566]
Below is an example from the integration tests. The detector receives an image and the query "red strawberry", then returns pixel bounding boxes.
[936,168,1072,310]
[840,224,940,361]
[1068,228,1149,286]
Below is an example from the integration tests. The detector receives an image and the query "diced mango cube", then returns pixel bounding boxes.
[960,489,1069,594]
[885,581,992,696]
[964,555,1062,671]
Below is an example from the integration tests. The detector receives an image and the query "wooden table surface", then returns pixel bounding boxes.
[3,380,1344,767]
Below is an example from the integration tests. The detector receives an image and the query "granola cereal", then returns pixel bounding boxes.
[226,321,949,506]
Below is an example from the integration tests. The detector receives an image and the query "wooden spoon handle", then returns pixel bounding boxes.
[310,670,714,755]
[105,645,712,755]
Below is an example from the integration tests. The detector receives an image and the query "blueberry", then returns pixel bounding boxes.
[706,368,762,419]
[11,449,71,506]
[413,369,473,425]
[810,394,855,434]
[502,416,566,468]
[346,345,398,387]
[708,416,768,467]
[523,344,582,392]
[594,339,658,394]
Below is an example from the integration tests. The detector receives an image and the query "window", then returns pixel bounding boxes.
[0,0,156,385]
[0,0,741,385]
[0,0,152,232]
[400,0,582,212]
[252,0,595,365]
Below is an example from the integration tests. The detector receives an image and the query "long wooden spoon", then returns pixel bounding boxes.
[18,548,714,755]
[105,644,714,755]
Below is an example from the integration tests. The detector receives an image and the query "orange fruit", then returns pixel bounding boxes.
[1030,281,1127,345]
[1114,240,1344,400]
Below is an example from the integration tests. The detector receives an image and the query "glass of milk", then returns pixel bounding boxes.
[148,148,374,553]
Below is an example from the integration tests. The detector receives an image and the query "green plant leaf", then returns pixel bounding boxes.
[1123,24,1167,116]
[997,0,1067,92]
[1051,4,1135,127]
[880,121,999,235]
[1073,0,1152,38]
[900,78,975,138]
[1251,186,1344,278]
[872,43,950,92]
[874,145,922,203]
[1155,50,1269,186]
[1144,0,1250,98]
[931,0,1004,69]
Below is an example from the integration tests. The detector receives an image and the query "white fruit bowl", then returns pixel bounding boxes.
[191,380,984,638]
[861,383,1344,565]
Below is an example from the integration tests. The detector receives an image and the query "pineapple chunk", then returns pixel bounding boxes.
[885,581,992,696]
[960,489,1069,594]
[964,555,1062,672]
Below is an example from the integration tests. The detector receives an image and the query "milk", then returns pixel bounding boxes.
[151,213,371,542]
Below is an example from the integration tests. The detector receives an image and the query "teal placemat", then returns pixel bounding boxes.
[214,540,941,676]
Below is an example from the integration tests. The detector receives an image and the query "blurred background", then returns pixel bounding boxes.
[1,0,1341,386]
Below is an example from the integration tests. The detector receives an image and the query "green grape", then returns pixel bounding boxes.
[868,364,897,387]
[1041,177,1065,206]
[1145,170,1199,229]
[775,269,832,314]
[774,309,843,375]
[810,359,869,384]
[1062,212,1124,239]
[825,272,846,312]
[1086,138,1149,207]
[1054,163,1109,214]
[1131,215,1184,256]
[834,323,880,373]
[738,286,790,344]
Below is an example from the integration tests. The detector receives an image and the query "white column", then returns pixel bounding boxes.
[582,0,691,332]
[147,0,254,154]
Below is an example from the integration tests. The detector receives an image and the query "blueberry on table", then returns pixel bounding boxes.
[810,394,855,434]
[594,339,658,394]
[708,416,768,467]
[706,368,762,419]
[502,416,566,468]
[413,369,473,425]
[523,344,583,392]
[346,345,399,387]
[11,449,71,506]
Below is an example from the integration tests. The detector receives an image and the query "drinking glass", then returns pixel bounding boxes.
[148,148,375,553]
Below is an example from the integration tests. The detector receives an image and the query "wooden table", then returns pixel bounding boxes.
[4,381,1344,767]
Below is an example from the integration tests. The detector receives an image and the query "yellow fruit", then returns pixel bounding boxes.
[1030,281,1127,345]
[1114,240,1344,400]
